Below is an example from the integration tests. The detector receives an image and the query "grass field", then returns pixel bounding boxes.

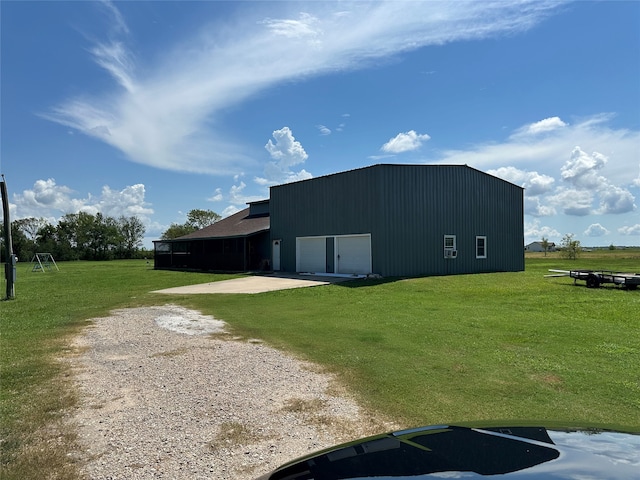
[1,250,639,478]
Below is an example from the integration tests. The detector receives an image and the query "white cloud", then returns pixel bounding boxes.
[512,116,567,137]
[208,188,223,202]
[548,188,593,217]
[436,114,639,187]
[90,41,136,93]
[230,181,248,203]
[256,127,313,186]
[211,179,268,214]
[17,178,72,208]
[584,223,609,237]
[221,205,241,217]
[41,1,565,176]
[437,118,638,226]
[97,184,154,218]
[316,124,332,136]
[264,127,308,167]
[618,224,640,236]
[560,146,608,189]
[227,179,265,206]
[524,197,556,217]
[524,219,561,243]
[381,130,430,153]
[558,147,636,215]
[368,154,397,161]
[98,0,129,36]
[260,12,322,41]
[11,179,154,224]
[597,185,636,214]
[488,166,554,195]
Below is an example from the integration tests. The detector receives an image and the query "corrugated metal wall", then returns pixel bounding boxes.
[270,164,524,277]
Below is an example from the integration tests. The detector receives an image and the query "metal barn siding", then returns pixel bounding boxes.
[270,167,382,274]
[374,164,524,276]
[270,164,523,277]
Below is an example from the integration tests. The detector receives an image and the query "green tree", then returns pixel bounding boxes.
[87,213,120,260]
[12,222,35,262]
[186,209,221,229]
[559,233,581,260]
[14,217,48,242]
[0,221,34,262]
[541,237,550,257]
[160,223,197,240]
[35,223,69,260]
[160,209,220,239]
[54,214,82,260]
[56,212,120,260]
[117,216,146,258]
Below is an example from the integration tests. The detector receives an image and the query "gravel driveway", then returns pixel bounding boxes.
[68,305,393,479]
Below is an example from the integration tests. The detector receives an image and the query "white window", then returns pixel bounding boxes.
[444,235,456,250]
[476,236,487,259]
[444,235,457,259]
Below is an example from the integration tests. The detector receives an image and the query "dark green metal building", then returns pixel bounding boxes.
[269,164,524,277]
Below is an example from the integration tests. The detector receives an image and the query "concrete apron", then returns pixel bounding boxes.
[152,273,359,295]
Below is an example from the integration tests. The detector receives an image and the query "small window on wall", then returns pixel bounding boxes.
[444,235,456,249]
[476,236,487,259]
[444,235,457,259]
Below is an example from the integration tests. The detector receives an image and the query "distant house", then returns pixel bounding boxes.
[154,164,524,277]
[525,241,556,253]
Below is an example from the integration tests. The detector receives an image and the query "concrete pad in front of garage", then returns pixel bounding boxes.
[152,273,357,295]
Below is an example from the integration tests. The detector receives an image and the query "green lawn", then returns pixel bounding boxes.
[186,252,640,430]
[1,252,639,478]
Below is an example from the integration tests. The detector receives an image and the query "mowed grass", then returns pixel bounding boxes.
[186,251,640,431]
[1,251,639,478]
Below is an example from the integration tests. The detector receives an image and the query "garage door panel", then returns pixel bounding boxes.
[336,235,371,275]
[297,237,326,273]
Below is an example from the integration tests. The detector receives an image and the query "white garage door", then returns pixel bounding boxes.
[296,237,326,273]
[336,235,371,275]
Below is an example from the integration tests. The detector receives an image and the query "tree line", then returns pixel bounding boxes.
[1,208,221,263]
[1,212,146,262]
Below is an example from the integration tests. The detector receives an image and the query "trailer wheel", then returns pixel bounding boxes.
[586,274,600,288]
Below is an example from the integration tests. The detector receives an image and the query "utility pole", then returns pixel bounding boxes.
[1,175,16,299]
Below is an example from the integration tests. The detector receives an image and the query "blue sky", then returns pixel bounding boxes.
[2,1,639,248]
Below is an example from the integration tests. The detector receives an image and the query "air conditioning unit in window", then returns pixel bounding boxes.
[444,249,457,259]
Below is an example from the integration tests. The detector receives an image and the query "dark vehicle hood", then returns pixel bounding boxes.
[255,425,640,479]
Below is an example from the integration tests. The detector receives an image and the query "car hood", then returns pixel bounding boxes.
[255,424,640,479]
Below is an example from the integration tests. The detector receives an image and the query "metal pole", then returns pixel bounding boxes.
[1,176,16,299]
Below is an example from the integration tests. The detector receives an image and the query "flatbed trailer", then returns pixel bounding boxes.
[547,269,640,289]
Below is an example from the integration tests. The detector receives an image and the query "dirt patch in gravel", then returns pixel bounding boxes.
[66,305,394,479]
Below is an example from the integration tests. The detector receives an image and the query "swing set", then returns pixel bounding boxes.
[30,253,59,272]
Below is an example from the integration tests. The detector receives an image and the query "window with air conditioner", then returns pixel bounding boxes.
[444,235,457,259]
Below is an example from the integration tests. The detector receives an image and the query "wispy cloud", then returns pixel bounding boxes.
[316,124,332,136]
[41,1,566,176]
